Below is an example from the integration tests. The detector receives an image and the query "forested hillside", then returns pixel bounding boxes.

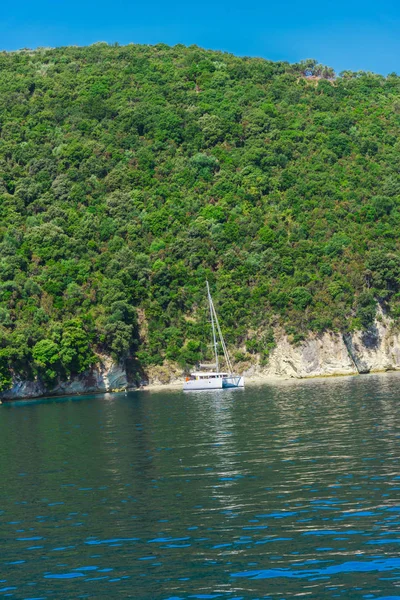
[1,43,400,389]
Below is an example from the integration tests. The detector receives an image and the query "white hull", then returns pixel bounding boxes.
[183,378,223,391]
[223,375,244,389]
[183,374,244,391]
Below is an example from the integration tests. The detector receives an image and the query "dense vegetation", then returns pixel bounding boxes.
[1,43,400,389]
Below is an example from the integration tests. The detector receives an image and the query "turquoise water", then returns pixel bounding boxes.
[1,373,400,599]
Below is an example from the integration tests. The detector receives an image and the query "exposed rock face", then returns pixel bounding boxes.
[344,310,400,374]
[1,379,46,401]
[259,309,400,379]
[263,332,357,378]
[0,357,127,401]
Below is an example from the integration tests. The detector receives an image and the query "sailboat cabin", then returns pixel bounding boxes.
[187,372,229,381]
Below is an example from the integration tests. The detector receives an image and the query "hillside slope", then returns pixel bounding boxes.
[1,43,400,390]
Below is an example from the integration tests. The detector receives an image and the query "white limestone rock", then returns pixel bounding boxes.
[346,309,400,373]
[263,332,357,378]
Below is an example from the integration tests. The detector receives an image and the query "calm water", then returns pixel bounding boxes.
[1,374,400,599]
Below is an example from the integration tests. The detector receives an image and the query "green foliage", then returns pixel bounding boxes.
[366,251,400,300]
[59,320,97,375]
[291,288,313,310]
[32,339,60,382]
[1,42,400,387]
[179,340,202,368]
[246,329,276,365]
[355,291,377,330]
[0,351,12,392]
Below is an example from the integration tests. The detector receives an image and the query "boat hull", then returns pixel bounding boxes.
[222,376,244,388]
[183,378,223,391]
[183,375,244,391]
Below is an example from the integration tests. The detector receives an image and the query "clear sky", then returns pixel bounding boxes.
[2,0,400,75]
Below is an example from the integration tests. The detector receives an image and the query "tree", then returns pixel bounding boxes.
[32,339,60,382]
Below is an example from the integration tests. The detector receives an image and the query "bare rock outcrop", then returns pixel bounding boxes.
[344,309,400,374]
[0,356,127,401]
[263,332,357,378]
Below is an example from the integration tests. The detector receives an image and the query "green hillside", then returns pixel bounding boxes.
[1,43,400,389]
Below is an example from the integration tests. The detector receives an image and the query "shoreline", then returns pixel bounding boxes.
[2,368,400,404]
[141,372,302,392]
[141,367,400,392]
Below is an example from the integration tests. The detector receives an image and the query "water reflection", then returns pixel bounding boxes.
[0,373,400,598]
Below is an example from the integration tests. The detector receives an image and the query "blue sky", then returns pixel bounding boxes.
[2,0,400,74]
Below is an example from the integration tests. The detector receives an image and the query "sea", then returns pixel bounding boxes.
[1,373,400,599]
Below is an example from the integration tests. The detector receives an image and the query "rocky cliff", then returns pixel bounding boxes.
[2,311,400,401]
[0,356,127,401]
[262,331,357,378]
[343,310,400,374]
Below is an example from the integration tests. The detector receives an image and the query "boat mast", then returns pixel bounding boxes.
[210,298,234,375]
[206,280,219,373]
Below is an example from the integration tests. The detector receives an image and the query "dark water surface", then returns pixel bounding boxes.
[1,374,400,599]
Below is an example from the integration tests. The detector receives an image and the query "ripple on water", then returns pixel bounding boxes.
[0,375,400,598]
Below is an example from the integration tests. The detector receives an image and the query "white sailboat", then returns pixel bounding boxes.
[183,282,245,391]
